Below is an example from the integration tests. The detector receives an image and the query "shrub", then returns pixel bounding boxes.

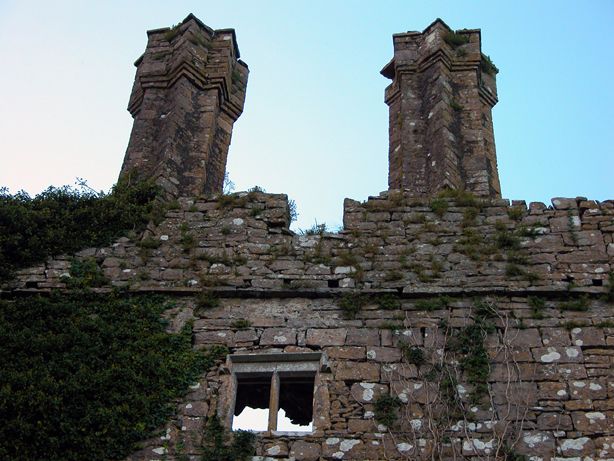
[0,292,225,461]
[0,179,159,281]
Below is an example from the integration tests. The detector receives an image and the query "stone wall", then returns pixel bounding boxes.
[8,191,613,295]
[4,190,613,460]
[122,293,614,460]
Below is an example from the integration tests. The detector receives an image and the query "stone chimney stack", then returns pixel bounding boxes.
[381,19,501,197]
[119,14,248,198]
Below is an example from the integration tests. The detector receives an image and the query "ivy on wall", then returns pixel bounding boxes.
[0,292,226,461]
[0,179,160,281]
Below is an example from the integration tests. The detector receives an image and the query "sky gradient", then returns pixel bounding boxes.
[1,1,612,230]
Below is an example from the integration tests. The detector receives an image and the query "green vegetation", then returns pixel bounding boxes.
[374,394,402,428]
[0,179,159,281]
[449,100,464,111]
[528,296,546,319]
[138,236,161,249]
[337,292,369,319]
[507,206,524,222]
[436,188,479,208]
[430,197,449,217]
[446,299,496,403]
[481,54,499,76]
[443,30,470,48]
[0,292,226,461]
[230,319,252,329]
[415,296,451,311]
[560,295,590,312]
[301,221,328,236]
[399,342,427,366]
[63,257,108,288]
[376,293,401,310]
[200,416,256,461]
[196,291,221,311]
[164,23,181,42]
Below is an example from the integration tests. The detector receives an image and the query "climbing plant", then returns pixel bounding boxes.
[0,178,160,281]
[0,292,226,461]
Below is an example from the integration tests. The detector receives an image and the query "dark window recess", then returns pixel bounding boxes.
[234,376,271,417]
[278,376,315,426]
[328,279,339,288]
[592,279,603,286]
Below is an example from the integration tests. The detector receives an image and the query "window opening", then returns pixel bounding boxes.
[232,376,271,431]
[277,375,314,431]
[229,352,325,433]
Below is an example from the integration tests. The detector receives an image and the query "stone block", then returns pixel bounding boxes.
[569,379,608,400]
[538,382,569,401]
[557,436,595,456]
[536,412,573,431]
[322,437,364,459]
[346,328,380,346]
[541,328,571,346]
[572,410,613,433]
[306,328,347,346]
[515,431,555,456]
[350,382,388,404]
[289,441,321,461]
[531,346,583,363]
[335,362,380,381]
[366,346,401,363]
[259,328,297,346]
[570,326,606,346]
[324,346,365,360]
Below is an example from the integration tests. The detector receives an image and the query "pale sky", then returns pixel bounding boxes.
[0,1,612,230]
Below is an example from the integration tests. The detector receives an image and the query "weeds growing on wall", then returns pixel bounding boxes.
[0,292,226,461]
[0,179,159,281]
[201,416,256,461]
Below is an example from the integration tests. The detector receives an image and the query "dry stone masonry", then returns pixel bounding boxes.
[3,15,614,461]
[382,19,501,197]
[120,14,248,198]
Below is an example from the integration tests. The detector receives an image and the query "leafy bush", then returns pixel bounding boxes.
[0,179,159,281]
[0,292,226,461]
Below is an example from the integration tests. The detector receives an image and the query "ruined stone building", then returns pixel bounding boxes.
[7,14,614,461]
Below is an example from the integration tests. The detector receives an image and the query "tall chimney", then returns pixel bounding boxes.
[381,19,501,197]
[119,14,248,197]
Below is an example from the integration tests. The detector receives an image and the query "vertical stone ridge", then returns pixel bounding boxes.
[381,18,501,198]
[120,14,248,198]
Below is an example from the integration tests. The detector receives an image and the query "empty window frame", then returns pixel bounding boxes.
[229,352,324,433]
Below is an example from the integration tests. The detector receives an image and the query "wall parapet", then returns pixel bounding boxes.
[4,191,613,300]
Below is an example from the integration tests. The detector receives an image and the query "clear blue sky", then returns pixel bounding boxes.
[0,1,612,230]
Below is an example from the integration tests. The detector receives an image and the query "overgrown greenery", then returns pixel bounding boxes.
[337,292,369,319]
[201,416,256,461]
[374,393,402,428]
[0,292,226,461]
[443,30,469,48]
[446,299,496,403]
[481,54,499,76]
[0,179,159,281]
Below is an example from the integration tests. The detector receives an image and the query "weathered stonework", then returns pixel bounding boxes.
[5,192,613,460]
[382,19,501,197]
[120,14,248,198]
[3,16,613,461]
